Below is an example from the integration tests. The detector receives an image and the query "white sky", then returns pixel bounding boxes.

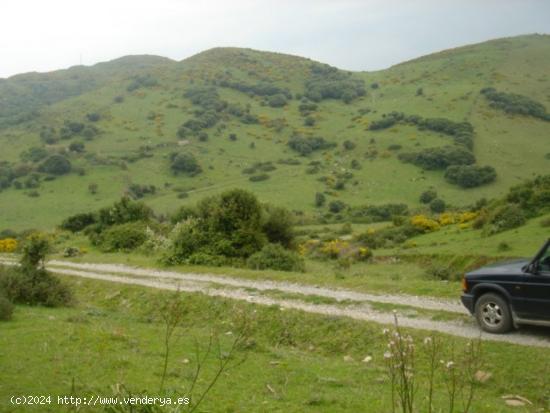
[1,0,549,78]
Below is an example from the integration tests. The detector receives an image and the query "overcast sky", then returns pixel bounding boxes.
[1,0,549,78]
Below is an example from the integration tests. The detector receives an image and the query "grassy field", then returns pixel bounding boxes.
[1,35,550,230]
[1,276,549,412]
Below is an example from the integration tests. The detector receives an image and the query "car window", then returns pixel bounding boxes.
[539,243,550,273]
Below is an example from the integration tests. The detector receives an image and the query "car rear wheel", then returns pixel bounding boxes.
[474,293,513,334]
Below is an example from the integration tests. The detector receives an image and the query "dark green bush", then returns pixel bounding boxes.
[268,94,288,108]
[288,135,336,156]
[399,146,475,170]
[315,192,326,207]
[429,198,446,213]
[262,206,294,248]
[98,222,147,252]
[249,174,269,182]
[170,152,202,176]
[328,200,347,213]
[97,197,152,228]
[0,267,72,307]
[419,189,437,204]
[444,165,496,188]
[483,204,526,235]
[60,212,97,232]
[481,87,550,121]
[247,244,305,272]
[39,155,72,175]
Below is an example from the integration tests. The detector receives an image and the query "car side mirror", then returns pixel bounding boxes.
[527,262,540,274]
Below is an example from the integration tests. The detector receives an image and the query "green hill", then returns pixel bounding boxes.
[0,34,549,230]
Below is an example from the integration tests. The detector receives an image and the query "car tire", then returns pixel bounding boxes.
[474,293,513,334]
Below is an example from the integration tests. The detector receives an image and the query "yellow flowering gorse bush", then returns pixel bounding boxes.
[0,238,18,253]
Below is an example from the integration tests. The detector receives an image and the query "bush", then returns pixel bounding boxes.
[0,293,14,321]
[39,155,72,175]
[483,204,526,235]
[0,234,72,307]
[98,222,148,252]
[97,197,152,228]
[267,94,287,108]
[170,152,202,176]
[249,174,269,182]
[0,267,73,307]
[429,198,446,213]
[315,192,326,207]
[481,87,550,121]
[60,212,97,232]
[262,206,294,248]
[399,146,475,170]
[419,189,437,204]
[328,200,347,213]
[287,135,336,156]
[444,165,496,188]
[247,244,305,272]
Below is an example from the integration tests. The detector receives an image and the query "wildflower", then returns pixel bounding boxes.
[446,361,455,369]
[384,351,392,359]
[423,337,432,345]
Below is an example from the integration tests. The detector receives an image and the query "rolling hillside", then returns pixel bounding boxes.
[0,34,549,230]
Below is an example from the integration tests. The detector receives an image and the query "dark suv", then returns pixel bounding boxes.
[461,239,550,334]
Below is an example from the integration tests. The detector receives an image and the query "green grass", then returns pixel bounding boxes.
[1,35,550,230]
[1,276,548,412]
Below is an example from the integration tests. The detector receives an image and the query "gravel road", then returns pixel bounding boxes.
[1,257,549,348]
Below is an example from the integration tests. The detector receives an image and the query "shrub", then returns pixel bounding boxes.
[247,244,305,272]
[170,152,202,176]
[97,197,152,228]
[187,252,227,267]
[419,189,437,204]
[343,140,356,150]
[288,135,336,156]
[444,165,496,188]
[399,146,475,170]
[0,238,18,252]
[0,234,72,307]
[0,267,72,307]
[60,212,97,232]
[429,198,446,213]
[328,200,347,213]
[99,222,147,252]
[410,215,440,232]
[481,87,550,121]
[267,94,287,108]
[0,293,14,321]
[262,206,294,248]
[249,174,269,182]
[315,192,326,207]
[69,141,85,153]
[86,112,100,122]
[39,155,72,175]
[483,204,526,235]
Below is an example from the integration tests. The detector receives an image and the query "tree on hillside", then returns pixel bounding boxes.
[169,152,202,176]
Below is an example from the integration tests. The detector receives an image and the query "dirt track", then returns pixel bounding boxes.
[1,257,549,348]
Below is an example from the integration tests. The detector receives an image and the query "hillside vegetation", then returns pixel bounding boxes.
[0,34,549,230]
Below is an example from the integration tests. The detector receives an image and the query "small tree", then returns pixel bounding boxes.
[420,189,437,204]
[39,155,72,175]
[315,192,326,207]
[170,152,202,176]
[88,182,98,195]
[430,198,446,213]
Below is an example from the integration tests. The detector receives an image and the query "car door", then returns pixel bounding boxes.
[516,241,550,320]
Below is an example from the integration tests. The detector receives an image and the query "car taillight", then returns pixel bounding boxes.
[461,276,468,292]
